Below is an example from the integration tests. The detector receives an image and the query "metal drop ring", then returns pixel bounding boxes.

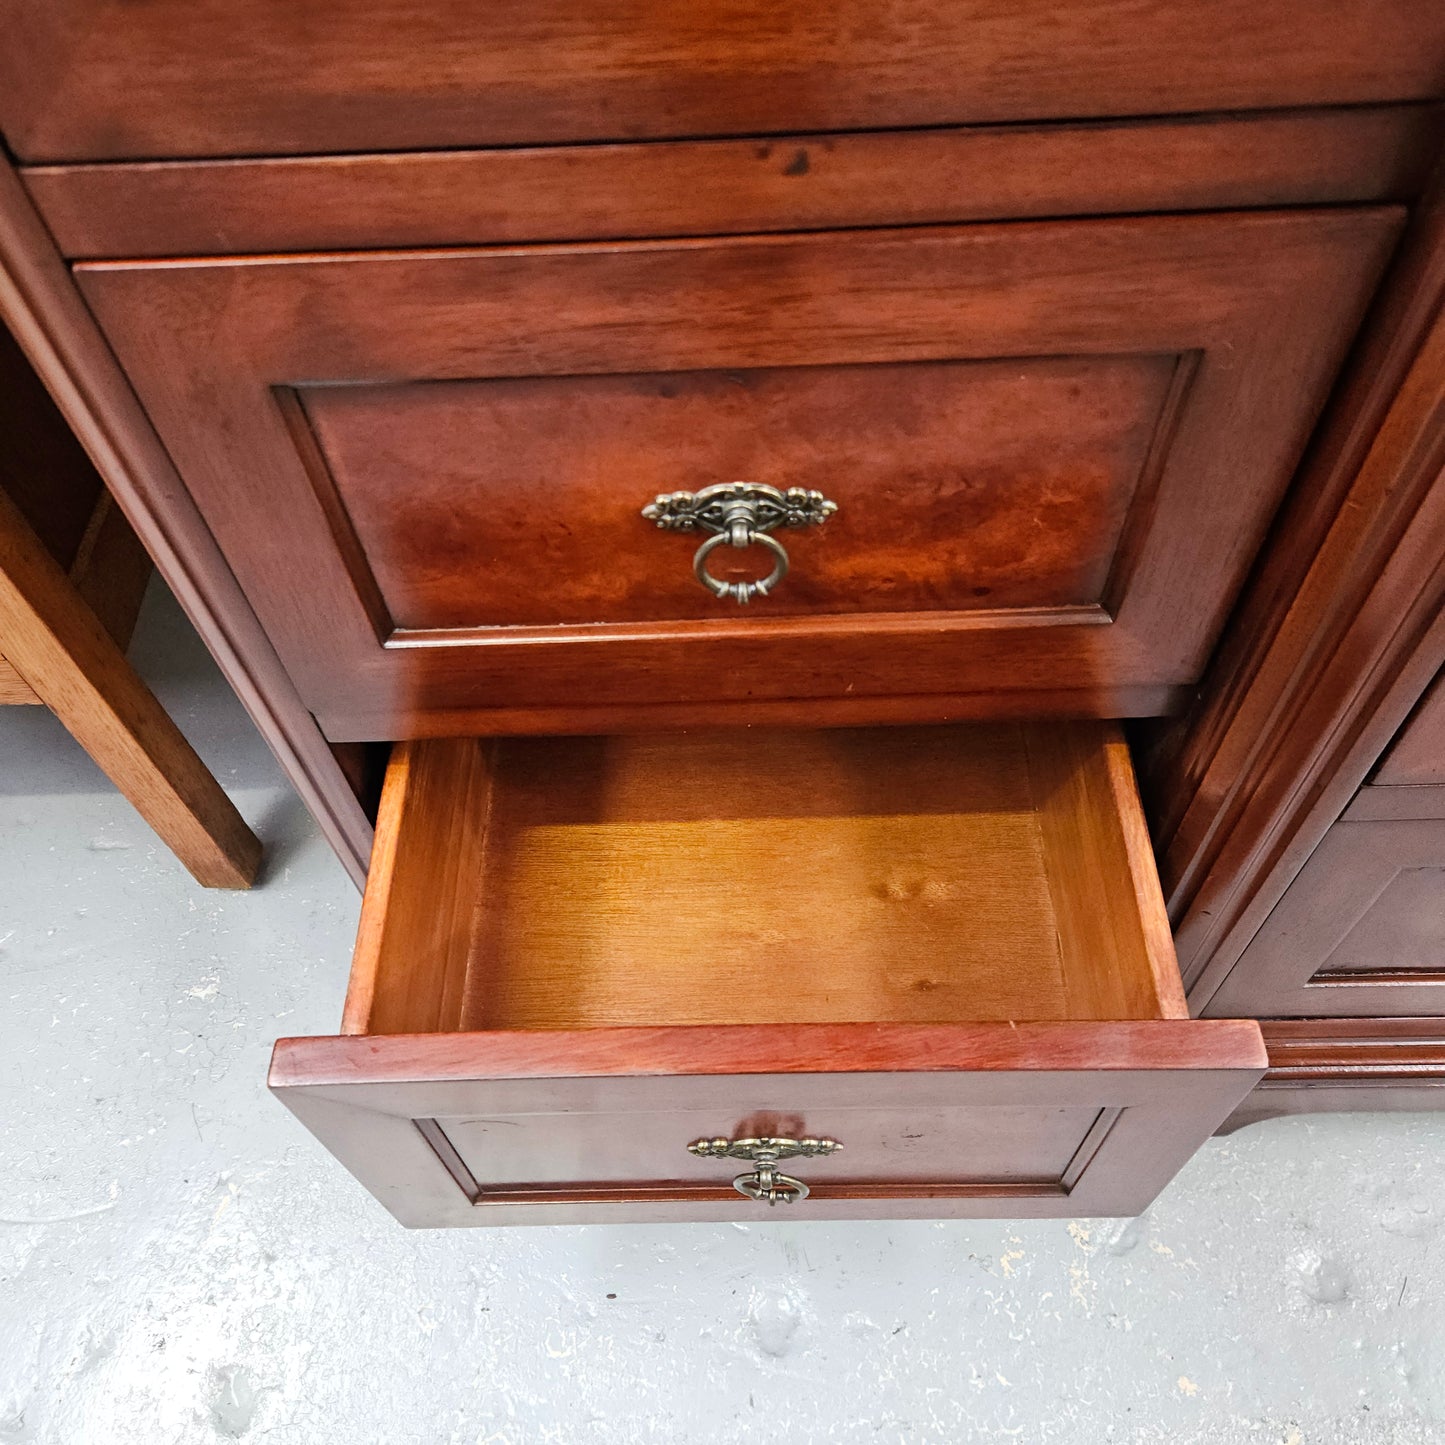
[693,528,789,605]
[732,1164,809,1205]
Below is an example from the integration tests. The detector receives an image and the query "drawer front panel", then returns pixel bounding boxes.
[300,355,1173,628]
[270,1023,1266,1226]
[1206,818,1445,1018]
[1375,669,1445,787]
[79,211,1400,737]
[4,0,1443,162]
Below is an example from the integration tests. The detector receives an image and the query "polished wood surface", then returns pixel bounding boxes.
[1220,1019,1445,1133]
[341,725,1179,1032]
[79,210,1399,738]
[1375,670,1445,786]
[0,155,372,886]
[4,0,1443,162]
[276,721,1266,1223]
[0,482,261,887]
[23,106,1439,260]
[272,1019,1265,1225]
[1206,818,1445,1017]
[302,354,1173,628]
[1149,173,1445,1007]
[343,738,494,1037]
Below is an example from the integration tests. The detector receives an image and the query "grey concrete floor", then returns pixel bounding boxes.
[3,584,1445,1444]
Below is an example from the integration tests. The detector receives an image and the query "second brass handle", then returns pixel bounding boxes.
[732,1163,809,1205]
[688,1134,842,1207]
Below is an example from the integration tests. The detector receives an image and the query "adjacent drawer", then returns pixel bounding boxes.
[270,722,1265,1226]
[3,1,1443,161]
[1205,672,1445,1019]
[78,208,1400,739]
[1373,670,1445,788]
[1205,816,1445,1019]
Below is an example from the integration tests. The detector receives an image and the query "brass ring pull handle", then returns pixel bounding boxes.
[642,483,838,606]
[688,1135,842,1207]
[692,528,789,603]
[732,1162,810,1205]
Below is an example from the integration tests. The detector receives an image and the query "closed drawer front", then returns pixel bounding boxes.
[78,208,1400,739]
[271,722,1265,1226]
[1206,672,1445,1018]
[1205,816,1445,1018]
[1373,669,1445,789]
[4,1,1443,161]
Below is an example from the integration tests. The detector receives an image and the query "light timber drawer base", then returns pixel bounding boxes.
[271,722,1264,1226]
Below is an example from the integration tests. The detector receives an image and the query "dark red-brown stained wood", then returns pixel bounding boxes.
[21,106,1440,260]
[1374,669,1445,786]
[271,1022,1265,1226]
[272,722,1261,1226]
[1204,817,1445,1018]
[2,0,1444,162]
[1143,169,1445,1007]
[1219,1019,1445,1133]
[77,210,1401,740]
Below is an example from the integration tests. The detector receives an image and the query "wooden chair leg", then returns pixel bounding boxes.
[0,484,262,888]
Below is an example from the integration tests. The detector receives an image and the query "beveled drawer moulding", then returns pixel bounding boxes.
[77,209,1400,739]
[21,106,1439,259]
[271,722,1266,1225]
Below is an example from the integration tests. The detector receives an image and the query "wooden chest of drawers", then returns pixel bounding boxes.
[2,0,1443,1224]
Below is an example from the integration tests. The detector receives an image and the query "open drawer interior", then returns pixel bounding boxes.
[344,722,1188,1034]
[272,723,1265,1226]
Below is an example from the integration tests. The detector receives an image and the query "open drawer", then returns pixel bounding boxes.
[270,723,1265,1225]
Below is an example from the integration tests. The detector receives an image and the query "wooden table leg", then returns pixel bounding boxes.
[0,484,262,888]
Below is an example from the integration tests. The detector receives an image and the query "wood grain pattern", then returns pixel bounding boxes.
[77,210,1400,738]
[3,0,1443,162]
[0,490,152,706]
[344,723,1182,1036]
[1375,669,1445,785]
[22,106,1439,260]
[270,1021,1265,1225]
[1026,725,1189,1021]
[274,718,1264,1225]
[300,355,1172,628]
[1147,171,1445,1007]
[0,482,261,887]
[0,154,372,886]
[1205,817,1445,1017]
[0,653,37,703]
[342,739,493,1036]
[1220,1019,1445,1133]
